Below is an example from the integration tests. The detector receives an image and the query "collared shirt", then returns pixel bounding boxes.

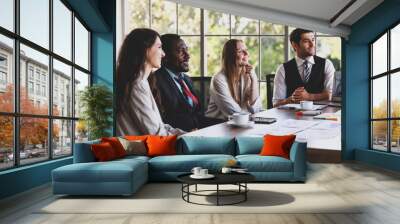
[272,56,335,104]
[165,67,194,107]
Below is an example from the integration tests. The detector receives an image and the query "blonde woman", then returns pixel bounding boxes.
[206,39,262,120]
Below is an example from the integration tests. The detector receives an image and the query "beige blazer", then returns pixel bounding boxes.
[117,77,184,136]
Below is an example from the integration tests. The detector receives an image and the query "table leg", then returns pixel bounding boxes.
[217,184,219,206]
[245,183,247,201]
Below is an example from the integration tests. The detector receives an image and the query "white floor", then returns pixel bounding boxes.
[1,162,400,224]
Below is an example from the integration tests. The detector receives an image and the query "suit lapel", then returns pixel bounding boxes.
[162,67,193,109]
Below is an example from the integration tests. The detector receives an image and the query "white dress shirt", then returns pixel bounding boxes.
[165,68,194,107]
[206,71,262,120]
[272,56,335,105]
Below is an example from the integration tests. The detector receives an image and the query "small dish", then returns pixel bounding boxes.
[227,120,255,128]
[190,174,215,179]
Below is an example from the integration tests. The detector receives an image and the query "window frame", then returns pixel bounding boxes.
[0,0,92,171]
[369,20,400,154]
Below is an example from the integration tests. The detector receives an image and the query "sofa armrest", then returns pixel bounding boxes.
[73,140,100,163]
[289,141,307,181]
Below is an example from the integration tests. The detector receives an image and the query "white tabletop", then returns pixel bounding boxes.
[184,107,341,151]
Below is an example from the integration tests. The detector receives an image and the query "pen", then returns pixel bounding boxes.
[314,117,338,121]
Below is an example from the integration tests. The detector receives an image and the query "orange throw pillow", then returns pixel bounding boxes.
[124,135,149,141]
[259,134,296,159]
[146,135,177,157]
[91,142,117,161]
[101,137,126,158]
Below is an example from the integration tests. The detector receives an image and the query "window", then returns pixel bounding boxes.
[41,85,46,97]
[0,54,8,89]
[53,59,72,117]
[20,0,49,49]
[122,0,342,109]
[28,67,34,80]
[370,23,400,153]
[0,71,6,85]
[28,81,34,94]
[74,18,90,70]
[0,0,91,170]
[0,55,7,67]
[53,0,72,60]
[35,70,41,81]
[0,0,14,32]
[36,83,40,95]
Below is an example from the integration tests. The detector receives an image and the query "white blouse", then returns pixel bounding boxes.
[205,71,262,120]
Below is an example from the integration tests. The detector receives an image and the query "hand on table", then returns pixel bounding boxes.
[291,87,311,102]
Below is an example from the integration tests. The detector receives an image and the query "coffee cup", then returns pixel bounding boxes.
[199,169,208,176]
[191,167,202,176]
[229,112,250,125]
[221,167,232,174]
[300,101,313,110]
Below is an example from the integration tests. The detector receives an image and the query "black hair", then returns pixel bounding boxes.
[160,34,181,65]
[289,28,314,45]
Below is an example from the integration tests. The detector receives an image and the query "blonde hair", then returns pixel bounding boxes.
[221,39,243,104]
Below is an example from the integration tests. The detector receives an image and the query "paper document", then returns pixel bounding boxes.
[278,104,327,111]
[243,119,319,136]
[296,120,341,140]
[313,112,341,121]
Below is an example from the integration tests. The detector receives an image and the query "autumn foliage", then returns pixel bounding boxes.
[372,99,400,141]
[0,84,59,150]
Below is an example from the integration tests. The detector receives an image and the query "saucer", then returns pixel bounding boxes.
[227,120,255,128]
[190,174,215,179]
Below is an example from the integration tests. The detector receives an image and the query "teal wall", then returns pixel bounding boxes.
[344,0,400,171]
[0,158,72,199]
[91,0,115,135]
[0,0,116,200]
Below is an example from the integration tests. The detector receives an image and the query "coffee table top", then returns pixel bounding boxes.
[177,173,255,185]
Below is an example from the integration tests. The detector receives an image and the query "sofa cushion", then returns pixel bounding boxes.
[115,155,150,163]
[178,136,235,155]
[147,135,177,157]
[101,137,127,158]
[91,142,118,161]
[74,139,100,163]
[124,135,149,141]
[148,154,235,172]
[236,155,293,172]
[52,159,147,183]
[118,137,147,156]
[260,134,296,159]
[235,137,263,155]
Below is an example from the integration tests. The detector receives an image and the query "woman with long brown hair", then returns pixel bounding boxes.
[206,39,262,120]
[116,28,184,136]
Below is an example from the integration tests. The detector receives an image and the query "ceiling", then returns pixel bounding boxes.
[172,0,384,37]
[225,0,352,24]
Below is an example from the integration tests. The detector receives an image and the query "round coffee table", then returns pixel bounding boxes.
[177,173,255,206]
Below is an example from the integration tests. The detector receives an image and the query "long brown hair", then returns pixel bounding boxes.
[116,28,160,113]
[221,39,243,103]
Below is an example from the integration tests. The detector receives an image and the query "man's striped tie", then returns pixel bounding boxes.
[303,60,311,83]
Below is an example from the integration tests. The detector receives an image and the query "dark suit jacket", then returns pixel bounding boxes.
[153,67,202,131]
